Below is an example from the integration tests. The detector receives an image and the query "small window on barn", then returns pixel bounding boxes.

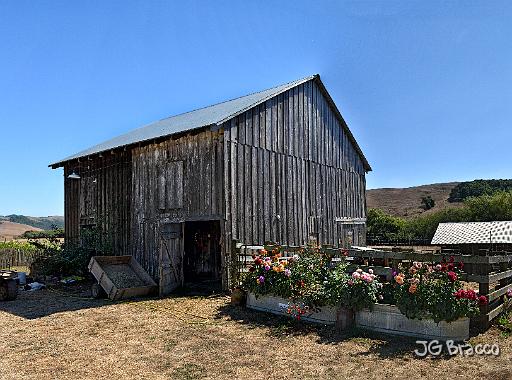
[158,161,184,210]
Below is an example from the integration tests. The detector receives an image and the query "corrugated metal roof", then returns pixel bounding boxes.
[50,74,371,171]
[431,221,512,245]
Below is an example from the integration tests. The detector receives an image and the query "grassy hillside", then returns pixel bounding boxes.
[366,182,462,218]
[0,221,43,240]
[0,215,64,231]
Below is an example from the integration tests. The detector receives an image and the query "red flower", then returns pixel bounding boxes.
[447,263,455,271]
[458,261,464,270]
[249,266,255,272]
[449,256,455,263]
[478,296,488,306]
[454,289,464,299]
[254,258,262,265]
[466,289,477,300]
[447,271,458,282]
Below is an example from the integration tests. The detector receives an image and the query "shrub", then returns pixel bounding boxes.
[31,225,112,276]
[420,195,435,211]
[366,208,406,241]
[449,179,512,202]
[243,245,349,308]
[340,268,381,311]
[393,258,485,323]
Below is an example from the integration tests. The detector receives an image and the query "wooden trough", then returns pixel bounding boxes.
[88,256,157,300]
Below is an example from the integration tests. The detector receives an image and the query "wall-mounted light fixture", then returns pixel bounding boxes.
[68,171,81,179]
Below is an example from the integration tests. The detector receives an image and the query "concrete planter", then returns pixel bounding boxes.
[355,304,470,341]
[246,292,343,325]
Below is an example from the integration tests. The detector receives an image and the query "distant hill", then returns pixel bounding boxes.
[366,182,462,219]
[0,221,43,240]
[0,215,64,231]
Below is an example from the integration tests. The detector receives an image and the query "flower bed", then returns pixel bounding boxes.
[393,258,486,323]
[241,246,487,339]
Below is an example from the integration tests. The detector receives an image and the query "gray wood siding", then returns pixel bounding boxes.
[130,130,224,278]
[223,80,367,247]
[63,151,132,255]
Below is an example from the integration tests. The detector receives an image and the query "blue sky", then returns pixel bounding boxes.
[0,1,511,216]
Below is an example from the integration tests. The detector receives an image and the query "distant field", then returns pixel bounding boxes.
[366,182,463,218]
[0,221,42,241]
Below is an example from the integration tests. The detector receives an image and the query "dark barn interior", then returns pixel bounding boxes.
[183,220,222,286]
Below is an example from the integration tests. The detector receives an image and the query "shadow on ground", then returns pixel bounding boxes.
[0,280,228,320]
[215,302,460,360]
[0,281,147,319]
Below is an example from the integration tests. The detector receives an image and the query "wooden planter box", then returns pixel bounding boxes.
[88,256,158,300]
[355,304,470,341]
[246,292,341,325]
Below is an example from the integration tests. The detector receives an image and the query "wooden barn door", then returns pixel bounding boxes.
[157,160,185,296]
[159,221,184,296]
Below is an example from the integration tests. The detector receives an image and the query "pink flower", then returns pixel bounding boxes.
[368,269,374,274]
[264,265,271,271]
[347,279,354,286]
[284,269,291,277]
[352,272,361,280]
[507,288,512,298]
[435,264,442,271]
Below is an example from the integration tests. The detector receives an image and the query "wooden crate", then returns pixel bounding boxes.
[88,256,158,300]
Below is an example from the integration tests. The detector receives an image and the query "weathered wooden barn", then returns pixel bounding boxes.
[50,75,371,292]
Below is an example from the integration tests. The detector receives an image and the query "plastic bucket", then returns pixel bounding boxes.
[17,272,27,285]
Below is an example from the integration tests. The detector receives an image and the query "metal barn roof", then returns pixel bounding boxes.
[431,221,512,245]
[49,75,371,171]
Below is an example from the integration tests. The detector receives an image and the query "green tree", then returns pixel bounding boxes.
[420,195,435,210]
[366,208,406,240]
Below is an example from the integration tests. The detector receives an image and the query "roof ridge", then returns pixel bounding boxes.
[155,74,317,124]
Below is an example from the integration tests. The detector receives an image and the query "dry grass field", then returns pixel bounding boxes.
[1,284,511,380]
[0,221,42,241]
[366,182,462,218]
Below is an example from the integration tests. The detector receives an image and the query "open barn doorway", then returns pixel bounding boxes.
[183,220,222,294]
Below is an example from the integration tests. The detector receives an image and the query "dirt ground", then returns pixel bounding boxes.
[0,284,511,380]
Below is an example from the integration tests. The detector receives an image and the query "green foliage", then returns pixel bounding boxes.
[243,245,350,308]
[32,225,112,276]
[496,294,512,337]
[366,208,406,240]
[0,240,39,251]
[368,190,512,242]
[393,260,483,323]
[449,179,512,202]
[420,195,435,210]
[21,228,64,239]
[340,269,380,311]
[403,207,469,240]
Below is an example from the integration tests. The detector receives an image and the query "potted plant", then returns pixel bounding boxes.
[338,268,381,329]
